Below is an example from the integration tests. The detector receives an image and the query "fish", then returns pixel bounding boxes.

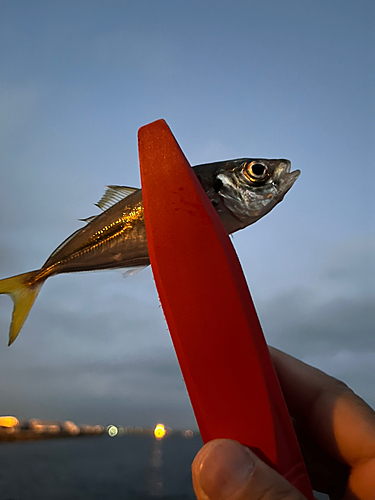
[0,158,300,345]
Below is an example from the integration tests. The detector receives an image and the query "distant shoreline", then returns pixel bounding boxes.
[0,428,105,443]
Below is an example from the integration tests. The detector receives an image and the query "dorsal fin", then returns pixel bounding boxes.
[96,186,138,211]
[79,186,139,225]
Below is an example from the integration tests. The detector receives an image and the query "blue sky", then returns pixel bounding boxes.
[0,1,374,428]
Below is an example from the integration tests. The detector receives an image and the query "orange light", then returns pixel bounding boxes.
[0,416,19,428]
[154,423,166,440]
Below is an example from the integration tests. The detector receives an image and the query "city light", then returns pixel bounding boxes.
[107,425,118,437]
[0,416,19,428]
[154,423,166,440]
[0,414,199,443]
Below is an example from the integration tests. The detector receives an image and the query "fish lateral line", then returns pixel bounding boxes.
[0,157,300,345]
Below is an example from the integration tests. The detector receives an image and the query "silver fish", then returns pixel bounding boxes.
[0,158,300,345]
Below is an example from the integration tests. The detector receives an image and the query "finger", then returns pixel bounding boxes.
[293,418,348,498]
[270,347,375,465]
[192,439,308,500]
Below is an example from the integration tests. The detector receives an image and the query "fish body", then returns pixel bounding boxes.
[0,158,300,345]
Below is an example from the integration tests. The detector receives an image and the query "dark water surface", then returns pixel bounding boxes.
[0,434,203,499]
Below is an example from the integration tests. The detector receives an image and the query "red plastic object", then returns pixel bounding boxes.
[139,119,314,499]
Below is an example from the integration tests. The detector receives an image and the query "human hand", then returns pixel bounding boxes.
[192,348,375,500]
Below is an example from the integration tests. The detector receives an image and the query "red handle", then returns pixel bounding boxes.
[138,119,313,499]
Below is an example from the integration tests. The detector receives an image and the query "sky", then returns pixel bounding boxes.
[0,1,374,429]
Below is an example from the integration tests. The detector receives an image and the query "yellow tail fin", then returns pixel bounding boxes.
[0,272,42,346]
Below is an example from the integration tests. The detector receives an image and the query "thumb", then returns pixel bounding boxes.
[192,439,308,500]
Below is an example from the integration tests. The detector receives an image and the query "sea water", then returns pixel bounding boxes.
[0,434,203,499]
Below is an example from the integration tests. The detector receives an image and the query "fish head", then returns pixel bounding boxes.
[196,158,300,234]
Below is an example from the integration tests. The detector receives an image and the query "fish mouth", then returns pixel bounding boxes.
[278,161,300,194]
[284,160,292,173]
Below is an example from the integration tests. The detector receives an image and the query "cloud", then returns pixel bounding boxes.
[304,350,375,407]
[0,266,194,426]
[257,238,375,407]
[0,1,372,430]
[0,342,192,426]
[1,233,373,426]
[263,293,374,356]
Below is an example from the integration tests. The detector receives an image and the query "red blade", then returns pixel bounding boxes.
[138,119,313,499]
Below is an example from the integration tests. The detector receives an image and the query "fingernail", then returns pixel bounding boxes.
[195,440,255,500]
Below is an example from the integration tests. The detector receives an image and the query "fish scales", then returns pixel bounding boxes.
[32,192,147,285]
[0,158,300,344]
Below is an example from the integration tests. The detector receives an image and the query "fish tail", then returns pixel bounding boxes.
[0,272,43,346]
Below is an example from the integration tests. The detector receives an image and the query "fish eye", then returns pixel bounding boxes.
[243,162,269,183]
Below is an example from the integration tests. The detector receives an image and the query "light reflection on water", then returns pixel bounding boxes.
[147,437,164,497]
[0,433,203,499]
